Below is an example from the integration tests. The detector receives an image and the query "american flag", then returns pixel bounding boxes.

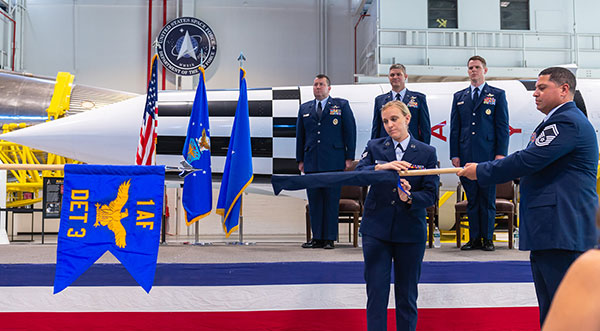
[136,54,159,165]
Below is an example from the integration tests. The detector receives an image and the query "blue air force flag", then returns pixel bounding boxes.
[54,165,165,294]
[216,68,253,237]
[182,66,212,225]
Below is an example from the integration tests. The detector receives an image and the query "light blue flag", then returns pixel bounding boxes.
[182,66,212,225]
[216,68,253,237]
[54,164,165,294]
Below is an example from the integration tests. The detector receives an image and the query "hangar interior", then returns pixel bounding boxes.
[0,0,600,243]
[2,1,600,330]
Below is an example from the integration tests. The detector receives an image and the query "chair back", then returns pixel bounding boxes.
[341,185,363,201]
[496,181,515,200]
[341,160,363,203]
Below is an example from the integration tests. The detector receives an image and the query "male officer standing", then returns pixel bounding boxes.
[371,64,431,144]
[296,74,357,249]
[458,67,598,327]
[450,55,509,251]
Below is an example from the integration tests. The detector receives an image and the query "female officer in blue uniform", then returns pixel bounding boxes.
[357,101,439,331]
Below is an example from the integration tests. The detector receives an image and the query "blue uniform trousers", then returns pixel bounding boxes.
[530,249,582,326]
[460,176,496,240]
[362,234,426,331]
[307,186,341,241]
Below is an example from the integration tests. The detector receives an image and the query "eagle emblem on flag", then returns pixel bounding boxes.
[94,179,131,248]
[186,129,211,163]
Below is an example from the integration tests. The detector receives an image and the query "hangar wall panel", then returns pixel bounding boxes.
[22,0,354,93]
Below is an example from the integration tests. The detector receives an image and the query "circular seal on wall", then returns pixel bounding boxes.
[156,17,217,75]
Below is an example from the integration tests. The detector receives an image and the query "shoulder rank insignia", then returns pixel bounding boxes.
[535,124,559,147]
[329,105,341,116]
[483,96,496,105]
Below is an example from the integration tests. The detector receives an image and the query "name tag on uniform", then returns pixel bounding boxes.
[303,113,310,117]
[457,101,464,105]
[375,160,387,165]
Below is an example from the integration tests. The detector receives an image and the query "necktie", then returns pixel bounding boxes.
[395,143,405,161]
[473,87,479,102]
[395,93,401,101]
[317,101,323,119]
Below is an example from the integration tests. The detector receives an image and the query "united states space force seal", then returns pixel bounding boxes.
[156,17,217,75]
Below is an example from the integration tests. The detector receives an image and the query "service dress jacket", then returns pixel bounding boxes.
[449,83,509,164]
[371,90,431,144]
[296,97,357,173]
[357,137,439,243]
[477,101,598,251]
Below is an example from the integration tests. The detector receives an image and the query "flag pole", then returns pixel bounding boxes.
[238,52,254,246]
[161,185,167,244]
[193,62,214,246]
[0,164,465,175]
[238,195,243,243]
[224,52,255,246]
[194,220,200,244]
[181,61,214,247]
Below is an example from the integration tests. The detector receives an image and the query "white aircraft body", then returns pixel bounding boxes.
[2,79,598,189]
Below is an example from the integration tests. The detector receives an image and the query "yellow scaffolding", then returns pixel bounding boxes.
[0,72,79,208]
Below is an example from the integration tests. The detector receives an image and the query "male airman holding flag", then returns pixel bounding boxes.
[458,67,598,327]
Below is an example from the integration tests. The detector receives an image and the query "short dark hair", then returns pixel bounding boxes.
[389,64,407,74]
[468,55,487,67]
[315,74,330,86]
[539,67,576,94]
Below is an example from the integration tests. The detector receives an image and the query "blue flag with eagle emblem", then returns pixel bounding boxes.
[54,164,165,294]
[182,66,212,225]
[216,68,253,237]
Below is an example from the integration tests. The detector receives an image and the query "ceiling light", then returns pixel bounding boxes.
[80,100,95,109]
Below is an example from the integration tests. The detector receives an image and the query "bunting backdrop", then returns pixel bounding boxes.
[2,260,539,330]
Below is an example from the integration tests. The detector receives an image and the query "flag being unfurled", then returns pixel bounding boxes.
[182,67,212,225]
[216,68,253,237]
[54,164,165,294]
[136,54,159,165]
